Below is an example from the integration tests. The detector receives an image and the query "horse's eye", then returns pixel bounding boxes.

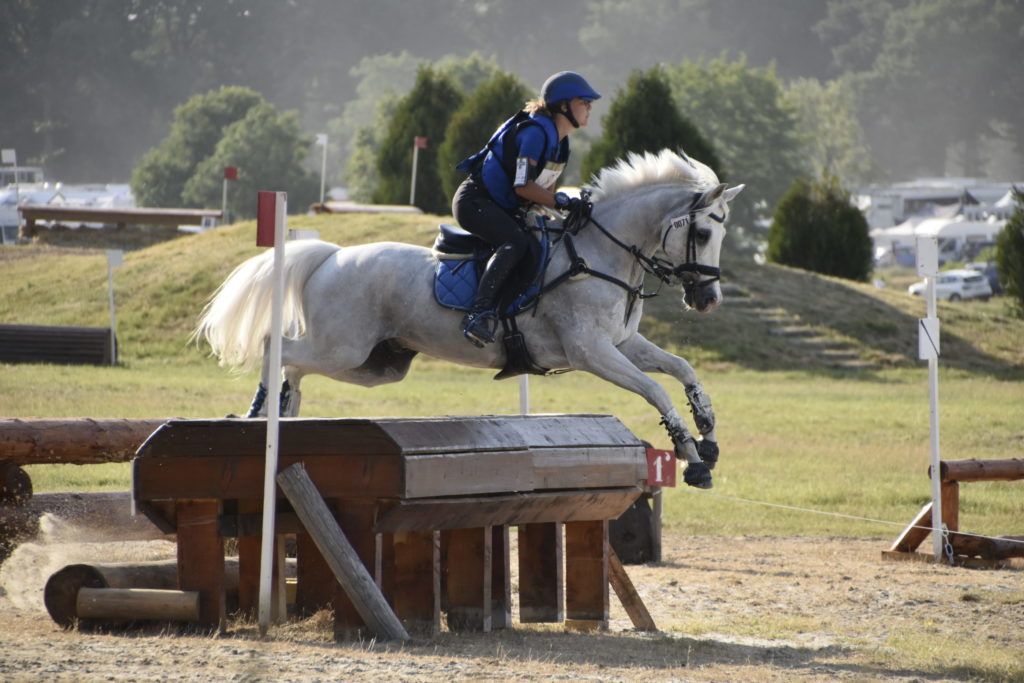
[696,227,712,245]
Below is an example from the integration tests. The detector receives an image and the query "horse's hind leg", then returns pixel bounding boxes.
[245,339,304,418]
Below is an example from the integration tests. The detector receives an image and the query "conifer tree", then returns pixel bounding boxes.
[767,174,873,282]
[373,67,463,214]
[995,189,1024,317]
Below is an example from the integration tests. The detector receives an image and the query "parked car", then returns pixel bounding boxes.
[908,269,993,302]
[966,261,1003,295]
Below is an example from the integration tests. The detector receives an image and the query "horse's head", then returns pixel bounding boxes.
[661,182,744,312]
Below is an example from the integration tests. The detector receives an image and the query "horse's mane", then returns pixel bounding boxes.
[586,149,720,202]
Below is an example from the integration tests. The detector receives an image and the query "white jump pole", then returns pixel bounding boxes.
[256,191,287,634]
[106,250,124,366]
[916,235,944,561]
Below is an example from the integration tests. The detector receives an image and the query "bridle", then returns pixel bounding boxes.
[544,189,723,319]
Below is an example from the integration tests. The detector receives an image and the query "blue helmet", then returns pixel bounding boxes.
[541,71,601,105]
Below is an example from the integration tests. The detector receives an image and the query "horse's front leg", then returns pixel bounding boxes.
[616,333,719,469]
[563,337,712,489]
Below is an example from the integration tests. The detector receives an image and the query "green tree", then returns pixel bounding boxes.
[581,67,720,184]
[373,67,463,214]
[438,71,532,201]
[664,56,810,247]
[131,86,263,208]
[995,189,1024,318]
[767,174,872,282]
[182,103,319,220]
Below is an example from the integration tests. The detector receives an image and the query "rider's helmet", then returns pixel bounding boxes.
[540,71,602,106]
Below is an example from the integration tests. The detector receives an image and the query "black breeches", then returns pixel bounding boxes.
[452,177,531,263]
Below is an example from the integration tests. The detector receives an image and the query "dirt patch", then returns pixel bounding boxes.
[1,533,1021,681]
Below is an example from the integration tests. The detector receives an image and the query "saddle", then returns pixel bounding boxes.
[432,223,554,379]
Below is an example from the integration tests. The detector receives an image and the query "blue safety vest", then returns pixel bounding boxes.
[457,111,569,211]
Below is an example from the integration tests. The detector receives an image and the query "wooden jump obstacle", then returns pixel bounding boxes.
[0,324,116,366]
[884,458,1024,566]
[131,415,657,635]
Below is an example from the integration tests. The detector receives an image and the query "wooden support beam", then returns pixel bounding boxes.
[608,547,657,632]
[175,499,225,629]
[517,522,563,623]
[491,525,511,629]
[564,520,609,631]
[380,530,440,634]
[443,527,492,632]
[888,502,933,553]
[276,463,408,642]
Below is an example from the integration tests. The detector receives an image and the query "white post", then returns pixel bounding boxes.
[259,192,287,634]
[1,149,19,208]
[221,178,228,225]
[106,250,123,366]
[519,375,530,415]
[317,134,328,205]
[916,235,943,562]
[409,141,419,206]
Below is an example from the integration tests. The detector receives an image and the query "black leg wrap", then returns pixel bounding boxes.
[697,438,719,470]
[683,461,713,489]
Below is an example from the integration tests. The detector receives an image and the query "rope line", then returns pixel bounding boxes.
[682,487,1024,547]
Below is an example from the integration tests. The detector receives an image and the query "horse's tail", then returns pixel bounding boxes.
[193,239,341,371]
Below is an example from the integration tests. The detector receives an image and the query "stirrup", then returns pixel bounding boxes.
[462,311,498,348]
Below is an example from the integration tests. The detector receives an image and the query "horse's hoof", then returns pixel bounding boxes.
[697,439,719,470]
[683,462,713,489]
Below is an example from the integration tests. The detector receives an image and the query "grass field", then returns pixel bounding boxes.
[2,213,1022,541]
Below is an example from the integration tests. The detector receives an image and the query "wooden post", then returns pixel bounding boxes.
[443,526,492,632]
[295,529,342,616]
[491,525,511,629]
[517,522,563,623]
[276,463,408,642]
[564,519,609,631]
[175,499,225,629]
[380,530,440,634]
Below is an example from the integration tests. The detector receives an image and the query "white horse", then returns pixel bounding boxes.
[195,149,743,488]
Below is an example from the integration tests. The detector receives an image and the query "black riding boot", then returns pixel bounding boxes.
[462,243,519,347]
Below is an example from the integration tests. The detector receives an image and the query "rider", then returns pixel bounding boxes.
[452,71,600,347]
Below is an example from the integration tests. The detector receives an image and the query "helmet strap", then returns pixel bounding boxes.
[558,102,580,129]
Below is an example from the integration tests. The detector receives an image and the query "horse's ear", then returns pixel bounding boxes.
[723,184,745,203]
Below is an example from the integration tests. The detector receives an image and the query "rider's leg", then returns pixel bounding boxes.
[452,178,530,346]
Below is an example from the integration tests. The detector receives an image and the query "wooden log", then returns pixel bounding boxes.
[0,418,167,466]
[607,547,657,632]
[77,587,199,622]
[950,533,1024,561]
[43,558,245,628]
[935,458,1024,483]
[276,463,408,642]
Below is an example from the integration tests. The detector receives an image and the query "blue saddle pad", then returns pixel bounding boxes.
[434,258,480,312]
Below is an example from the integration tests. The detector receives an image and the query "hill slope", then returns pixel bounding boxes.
[2,214,1022,376]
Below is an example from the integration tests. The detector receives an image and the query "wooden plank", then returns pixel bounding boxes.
[133,453,404,500]
[175,499,225,629]
[530,446,647,489]
[888,502,933,553]
[380,530,440,634]
[443,527,491,632]
[564,520,608,629]
[330,499,382,636]
[517,522,563,623]
[402,450,535,498]
[491,526,511,629]
[295,529,342,616]
[0,418,165,466]
[234,499,285,621]
[374,488,641,533]
[276,464,407,642]
[18,204,222,227]
[608,547,657,632]
[937,458,1024,483]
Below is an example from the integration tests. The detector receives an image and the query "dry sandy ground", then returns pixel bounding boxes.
[1,528,1022,682]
